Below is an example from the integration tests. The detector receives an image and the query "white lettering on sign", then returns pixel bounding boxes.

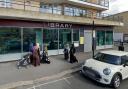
[48,23,72,28]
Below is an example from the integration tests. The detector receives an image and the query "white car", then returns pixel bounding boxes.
[81,50,128,89]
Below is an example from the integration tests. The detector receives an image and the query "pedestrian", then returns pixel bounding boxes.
[44,44,48,56]
[63,44,69,60]
[69,44,78,63]
[32,43,40,67]
[36,43,41,58]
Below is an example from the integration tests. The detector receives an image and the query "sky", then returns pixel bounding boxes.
[105,0,128,15]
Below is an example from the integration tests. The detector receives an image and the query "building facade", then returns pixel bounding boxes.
[107,11,128,42]
[0,0,123,62]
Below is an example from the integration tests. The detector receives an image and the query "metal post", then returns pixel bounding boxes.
[72,29,73,44]
[42,28,43,51]
[24,0,25,11]
[52,5,54,14]
[21,28,23,59]
[92,20,95,58]
[58,28,59,54]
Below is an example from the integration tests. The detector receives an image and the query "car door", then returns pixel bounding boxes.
[120,56,128,79]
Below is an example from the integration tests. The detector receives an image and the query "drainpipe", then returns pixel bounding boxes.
[92,20,95,58]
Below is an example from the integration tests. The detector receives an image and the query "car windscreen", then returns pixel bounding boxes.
[94,52,121,65]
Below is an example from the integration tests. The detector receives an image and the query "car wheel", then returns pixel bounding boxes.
[112,75,121,89]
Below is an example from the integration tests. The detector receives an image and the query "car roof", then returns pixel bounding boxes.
[100,50,128,56]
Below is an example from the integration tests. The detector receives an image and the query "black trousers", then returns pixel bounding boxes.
[70,54,78,63]
[64,53,69,60]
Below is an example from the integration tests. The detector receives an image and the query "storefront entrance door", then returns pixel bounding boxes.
[58,29,72,54]
[43,29,59,55]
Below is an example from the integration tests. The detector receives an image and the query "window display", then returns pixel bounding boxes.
[43,29,58,50]
[23,28,42,52]
[73,30,79,41]
[59,29,72,49]
[0,27,21,54]
[96,30,113,46]
[106,31,113,45]
[97,31,105,46]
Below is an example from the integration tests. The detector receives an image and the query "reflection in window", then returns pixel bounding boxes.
[83,10,87,17]
[0,0,11,7]
[40,4,52,13]
[74,8,80,16]
[99,0,109,7]
[64,7,74,16]
[87,10,93,18]
[59,29,72,49]
[23,28,35,52]
[64,6,88,17]
[0,27,21,54]
[79,0,87,2]
[79,9,84,16]
[96,31,105,46]
[96,30,113,46]
[40,3,61,14]
[96,12,102,18]
[106,31,113,45]
[23,28,43,52]
[94,52,121,65]
[43,29,58,50]
[104,0,109,7]
[52,5,61,14]
[73,30,79,41]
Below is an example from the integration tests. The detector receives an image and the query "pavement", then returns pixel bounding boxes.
[0,43,128,89]
[0,52,92,89]
[23,71,128,89]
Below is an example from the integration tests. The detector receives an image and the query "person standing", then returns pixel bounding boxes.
[69,44,78,63]
[44,44,48,55]
[64,44,69,60]
[36,43,41,58]
[32,43,40,67]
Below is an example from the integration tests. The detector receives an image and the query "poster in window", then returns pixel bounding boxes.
[80,37,84,44]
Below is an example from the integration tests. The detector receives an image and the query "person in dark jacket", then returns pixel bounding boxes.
[63,44,69,60]
[69,44,78,63]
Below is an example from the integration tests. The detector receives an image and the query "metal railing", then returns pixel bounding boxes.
[64,10,123,22]
[101,13,124,22]
[78,0,109,8]
[0,0,123,22]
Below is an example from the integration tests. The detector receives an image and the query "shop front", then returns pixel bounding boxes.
[0,27,43,62]
[42,28,79,55]
[0,19,113,62]
[0,19,81,62]
[96,30,113,49]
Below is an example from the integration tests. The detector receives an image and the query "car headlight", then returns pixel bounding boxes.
[103,68,111,75]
